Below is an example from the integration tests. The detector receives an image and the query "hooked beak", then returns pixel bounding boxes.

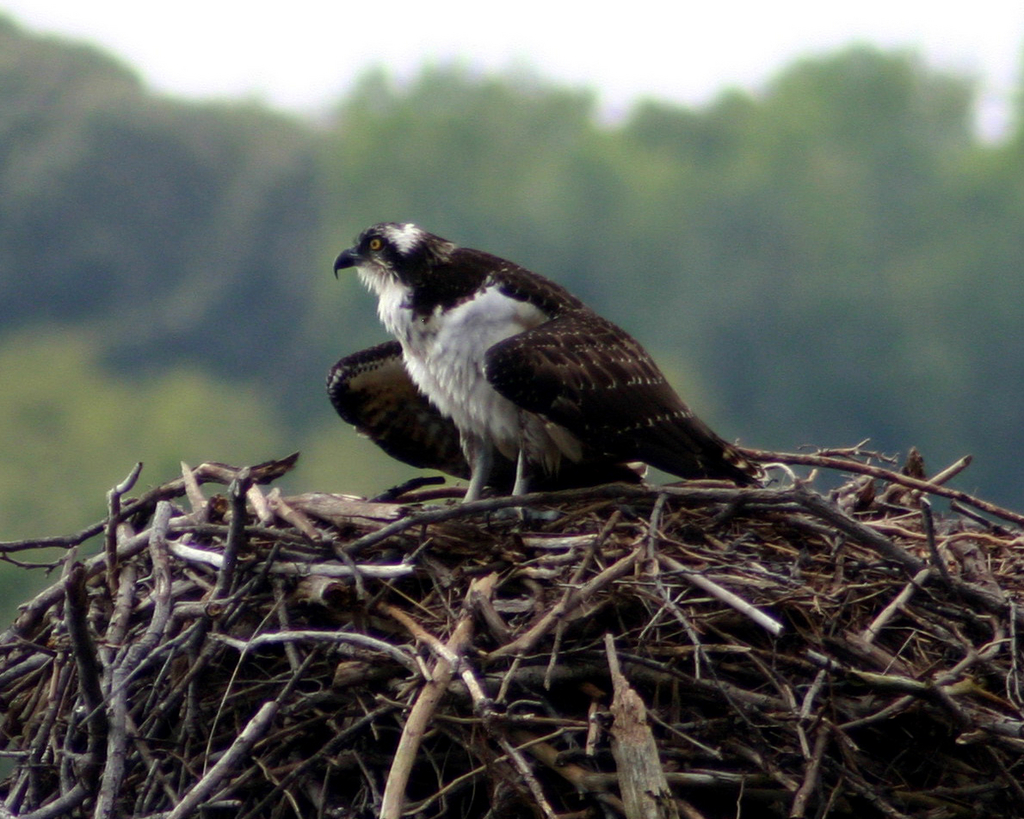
[333,248,358,278]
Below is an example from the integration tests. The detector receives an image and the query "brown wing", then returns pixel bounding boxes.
[327,342,644,492]
[327,342,471,478]
[484,312,760,485]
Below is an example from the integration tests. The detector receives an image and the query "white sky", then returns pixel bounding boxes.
[3,1,1023,136]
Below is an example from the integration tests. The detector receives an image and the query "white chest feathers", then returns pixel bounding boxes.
[382,282,548,458]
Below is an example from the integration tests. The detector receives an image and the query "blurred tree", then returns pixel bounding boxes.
[1,12,1023,520]
[0,326,286,540]
[0,15,326,424]
[616,48,982,466]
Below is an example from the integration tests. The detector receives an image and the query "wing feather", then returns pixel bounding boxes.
[327,341,470,478]
[484,312,759,485]
[327,340,645,490]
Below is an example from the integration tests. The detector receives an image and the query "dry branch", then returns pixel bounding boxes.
[2,448,1024,818]
[606,634,680,819]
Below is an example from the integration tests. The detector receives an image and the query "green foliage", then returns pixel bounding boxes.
[0,15,327,424]
[287,419,431,500]
[1,11,1024,547]
[0,327,286,540]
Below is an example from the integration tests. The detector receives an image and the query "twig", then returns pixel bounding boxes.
[659,554,784,636]
[102,561,138,672]
[645,492,669,560]
[929,455,974,487]
[245,481,274,526]
[270,579,302,672]
[544,509,622,689]
[59,563,93,711]
[605,633,680,819]
[379,616,474,819]
[384,603,493,713]
[859,567,932,645]
[165,701,279,819]
[789,722,829,818]
[793,485,923,572]
[95,502,175,819]
[166,539,413,579]
[213,468,251,600]
[63,558,107,778]
[800,670,828,720]
[741,446,1024,527]
[179,461,209,519]
[494,734,560,819]
[921,499,953,587]
[0,455,300,558]
[490,545,643,658]
[264,488,322,543]
[165,651,313,819]
[211,629,417,672]
[468,572,512,645]
[1010,600,1022,709]
[104,462,143,596]
[18,784,90,819]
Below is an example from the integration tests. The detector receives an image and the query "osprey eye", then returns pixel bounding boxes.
[368,237,384,252]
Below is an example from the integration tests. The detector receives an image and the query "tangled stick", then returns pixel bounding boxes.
[2,447,1023,818]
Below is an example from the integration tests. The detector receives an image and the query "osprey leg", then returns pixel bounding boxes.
[512,448,531,497]
[463,439,494,502]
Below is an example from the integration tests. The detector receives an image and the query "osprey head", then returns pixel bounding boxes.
[334,222,456,294]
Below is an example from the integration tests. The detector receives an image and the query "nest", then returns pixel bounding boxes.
[3,448,1024,819]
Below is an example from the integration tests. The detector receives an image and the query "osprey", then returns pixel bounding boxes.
[332,222,759,500]
[327,339,647,493]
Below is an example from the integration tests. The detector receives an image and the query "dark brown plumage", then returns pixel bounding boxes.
[332,222,760,497]
[327,341,469,478]
[327,341,646,491]
[484,311,759,486]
